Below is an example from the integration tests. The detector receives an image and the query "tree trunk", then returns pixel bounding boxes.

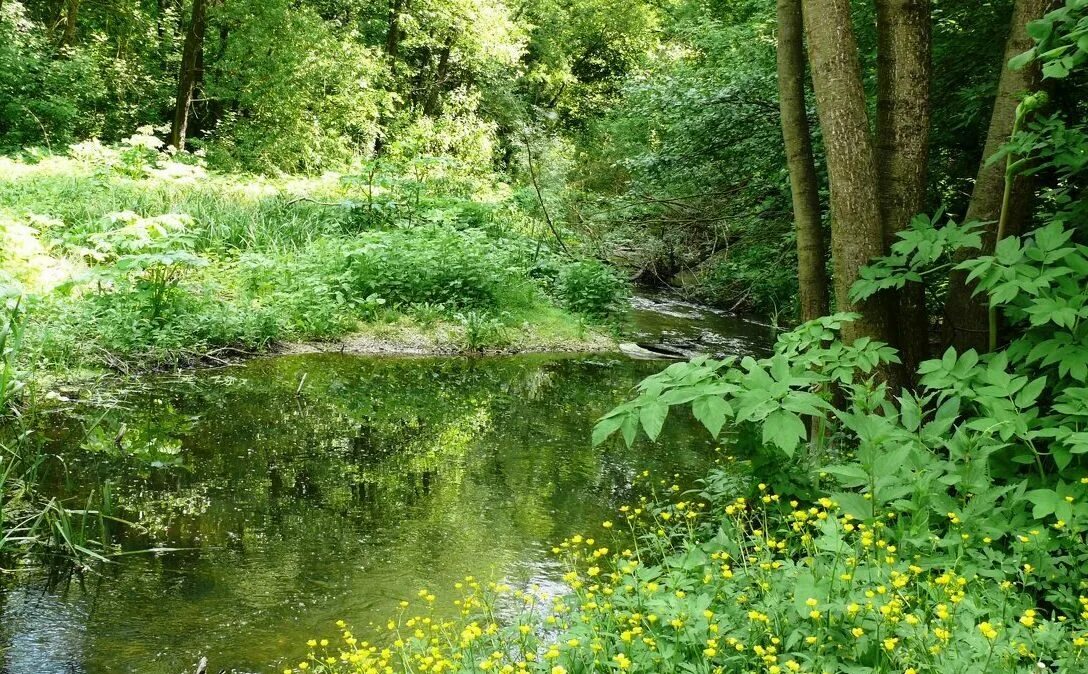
[875,0,932,379]
[776,0,828,322]
[61,0,79,46]
[385,0,403,75]
[802,0,890,346]
[170,0,208,151]
[943,0,1052,352]
[423,39,454,116]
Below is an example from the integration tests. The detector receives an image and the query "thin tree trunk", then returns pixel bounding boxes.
[423,39,454,116]
[170,0,208,151]
[875,0,932,379]
[385,0,403,75]
[943,0,1052,352]
[61,0,79,46]
[776,0,828,322]
[802,0,890,346]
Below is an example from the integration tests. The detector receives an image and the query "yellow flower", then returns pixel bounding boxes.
[1020,609,1036,628]
[551,667,567,674]
[883,637,898,652]
[978,621,999,640]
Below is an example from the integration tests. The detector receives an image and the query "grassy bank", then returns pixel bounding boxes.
[0,134,627,379]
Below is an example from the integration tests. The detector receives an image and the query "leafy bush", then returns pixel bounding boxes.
[86,212,208,323]
[457,310,510,351]
[555,259,628,318]
[0,286,25,415]
[343,228,532,310]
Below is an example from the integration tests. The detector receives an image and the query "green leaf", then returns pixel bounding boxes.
[762,409,806,456]
[899,396,921,432]
[592,415,625,446]
[1014,376,1047,408]
[692,396,730,438]
[1043,59,1071,78]
[1025,19,1053,42]
[823,463,869,488]
[792,571,819,619]
[639,400,668,441]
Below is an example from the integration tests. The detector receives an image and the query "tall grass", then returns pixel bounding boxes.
[0,294,123,568]
[0,156,348,251]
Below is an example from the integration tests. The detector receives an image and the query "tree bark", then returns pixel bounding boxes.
[875,0,932,379]
[170,0,208,151]
[423,39,454,116]
[802,0,890,346]
[61,0,79,47]
[385,0,403,75]
[943,0,1052,352]
[776,0,828,322]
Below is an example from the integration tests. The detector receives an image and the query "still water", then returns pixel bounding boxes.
[0,300,772,673]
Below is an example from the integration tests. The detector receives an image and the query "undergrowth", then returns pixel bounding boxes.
[0,133,629,372]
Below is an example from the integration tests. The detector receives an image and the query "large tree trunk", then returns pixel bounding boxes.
[170,0,208,151]
[802,0,890,346]
[943,0,1052,352]
[776,0,828,322]
[875,0,932,379]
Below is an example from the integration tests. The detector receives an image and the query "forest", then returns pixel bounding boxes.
[2,0,1088,672]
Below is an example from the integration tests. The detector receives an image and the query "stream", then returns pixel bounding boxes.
[0,296,774,674]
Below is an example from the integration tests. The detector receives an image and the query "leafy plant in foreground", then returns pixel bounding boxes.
[86,211,208,324]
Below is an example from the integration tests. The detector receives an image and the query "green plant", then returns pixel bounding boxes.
[556,259,628,318]
[87,211,208,323]
[0,285,25,415]
[458,310,509,351]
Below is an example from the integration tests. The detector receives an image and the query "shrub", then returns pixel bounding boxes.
[555,260,628,318]
[343,228,531,310]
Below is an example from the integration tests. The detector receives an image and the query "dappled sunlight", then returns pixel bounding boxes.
[0,212,82,293]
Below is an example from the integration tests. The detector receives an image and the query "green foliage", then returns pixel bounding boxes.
[0,139,614,370]
[285,467,1088,674]
[581,18,1088,666]
[85,212,209,323]
[457,310,509,350]
[0,288,25,415]
[555,259,628,318]
[851,213,982,301]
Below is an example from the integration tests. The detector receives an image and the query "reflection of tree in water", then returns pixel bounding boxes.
[4,353,719,674]
[33,354,709,551]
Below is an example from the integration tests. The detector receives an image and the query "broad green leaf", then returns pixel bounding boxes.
[639,400,669,441]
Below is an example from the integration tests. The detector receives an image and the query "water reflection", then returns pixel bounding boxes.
[2,353,724,674]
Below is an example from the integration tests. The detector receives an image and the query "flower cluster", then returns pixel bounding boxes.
[284,477,1088,674]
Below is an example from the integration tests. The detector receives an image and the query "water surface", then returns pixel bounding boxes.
[0,299,773,673]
